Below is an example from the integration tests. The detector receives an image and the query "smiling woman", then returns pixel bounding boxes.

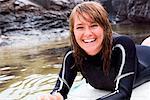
[38,1,150,100]
[73,13,104,56]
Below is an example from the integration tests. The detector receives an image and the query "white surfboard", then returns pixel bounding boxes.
[67,79,150,100]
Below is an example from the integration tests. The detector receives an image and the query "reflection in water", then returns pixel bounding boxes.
[0,24,150,99]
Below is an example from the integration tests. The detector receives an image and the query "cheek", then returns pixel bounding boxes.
[74,35,80,45]
[98,29,104,39]
[100,34,104,43]
[100,33,104,39]
[97,32,104,44]
[74,31,81,41]
[74,33,83,47]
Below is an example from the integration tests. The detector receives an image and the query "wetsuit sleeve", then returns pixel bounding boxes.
[50,50,77,99]
[97,36,137,100]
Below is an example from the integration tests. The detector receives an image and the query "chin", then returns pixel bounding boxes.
[86,50,98,56]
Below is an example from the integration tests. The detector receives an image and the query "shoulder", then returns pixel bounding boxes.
[62,47,76,70]
[112,35,136,56]
[113,35,134,44]
[113,35,135,48]
[63,47,74,63]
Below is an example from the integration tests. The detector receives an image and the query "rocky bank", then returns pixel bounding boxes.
[0,0,150,46]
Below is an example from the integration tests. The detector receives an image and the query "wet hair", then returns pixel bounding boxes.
[69,1,112,75]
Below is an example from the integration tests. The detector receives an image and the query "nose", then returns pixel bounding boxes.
[84,27,93,36]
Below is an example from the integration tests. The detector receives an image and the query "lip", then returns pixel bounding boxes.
[83,39,96,43]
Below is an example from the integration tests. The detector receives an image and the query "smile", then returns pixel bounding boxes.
[83,39,96,43]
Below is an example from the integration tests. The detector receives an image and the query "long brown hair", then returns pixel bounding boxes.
[69,1,112,75]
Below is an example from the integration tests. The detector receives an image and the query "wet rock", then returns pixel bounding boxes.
[0,0,70,46]
[29,0,71,10]
[111,0,128,23]
[128,0,150,23]
[111,0,150,24]
[0,0,69,33]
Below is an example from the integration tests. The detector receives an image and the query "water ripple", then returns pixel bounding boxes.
[0,74,58,100]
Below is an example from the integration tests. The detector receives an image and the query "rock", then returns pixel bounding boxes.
[112,0,128,22]
[0,0,69,46]
[127,0,150,23]
[29,0,71,10]
[111,0,150,24]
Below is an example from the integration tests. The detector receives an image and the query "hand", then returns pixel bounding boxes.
[37,92,63,100]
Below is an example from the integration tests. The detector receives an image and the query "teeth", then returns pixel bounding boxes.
[83,39,95,43]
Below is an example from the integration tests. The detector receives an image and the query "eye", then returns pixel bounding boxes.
[91,24,98,27]
[76,26,84,30]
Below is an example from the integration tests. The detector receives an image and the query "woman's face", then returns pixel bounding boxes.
[73,13,104,56]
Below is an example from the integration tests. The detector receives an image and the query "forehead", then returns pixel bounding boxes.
[73,12,94,24]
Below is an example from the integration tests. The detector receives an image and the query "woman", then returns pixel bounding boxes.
[38,1,150,100]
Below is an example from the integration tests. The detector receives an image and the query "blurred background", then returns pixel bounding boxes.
[0,0,150,99]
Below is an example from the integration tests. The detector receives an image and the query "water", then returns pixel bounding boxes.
[0,24,150,100]
[112,24,150,44]
[0,37,71,100]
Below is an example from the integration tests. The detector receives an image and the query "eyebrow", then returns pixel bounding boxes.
[76,23,83,26]
[75,21,97,26]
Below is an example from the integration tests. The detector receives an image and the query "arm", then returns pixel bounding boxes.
[51,50,77,99]
[97,36,137,100]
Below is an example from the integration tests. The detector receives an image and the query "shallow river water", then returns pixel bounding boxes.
[0,24,150,100]
[0,39,70,99]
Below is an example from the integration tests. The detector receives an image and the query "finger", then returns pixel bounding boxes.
[37,94,54,100]
[37,94,45,100]
[45,94,56,100]
[54,93,63,100]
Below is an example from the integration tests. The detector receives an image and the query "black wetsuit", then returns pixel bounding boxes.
[51,35,150,100]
